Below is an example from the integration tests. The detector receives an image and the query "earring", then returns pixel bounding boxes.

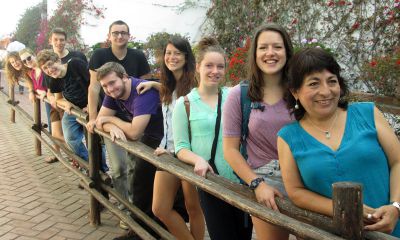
[294,100,299,110]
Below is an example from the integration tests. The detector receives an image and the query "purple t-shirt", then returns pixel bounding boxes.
[102,77,163,140]
[223,84,294,168]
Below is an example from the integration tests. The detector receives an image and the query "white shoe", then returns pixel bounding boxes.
[119,220,129,230]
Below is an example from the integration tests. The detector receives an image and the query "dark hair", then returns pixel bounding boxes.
[109,20,130,34]
[160,36,195,104]
[96,62,127,81]
[50,27,67,39]
[247,23,294,102]
[287,47,349,120]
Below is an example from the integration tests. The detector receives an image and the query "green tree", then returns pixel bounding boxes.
[14,3,42,50]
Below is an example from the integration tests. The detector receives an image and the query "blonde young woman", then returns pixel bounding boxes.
[4,51,33,97]
[172,37,253,240]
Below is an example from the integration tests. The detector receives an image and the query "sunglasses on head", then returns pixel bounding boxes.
[22,56,32,64]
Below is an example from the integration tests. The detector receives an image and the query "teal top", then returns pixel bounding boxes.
[173,87,239,182]
[278,102,399,237]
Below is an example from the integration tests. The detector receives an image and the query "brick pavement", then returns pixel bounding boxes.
[0,88,126,240]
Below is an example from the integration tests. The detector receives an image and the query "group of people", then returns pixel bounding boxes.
[3,19,400,240]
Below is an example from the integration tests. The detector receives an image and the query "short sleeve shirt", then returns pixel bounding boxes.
[102,77,163,140]
[223,84,294,168]
[48,58,89,108]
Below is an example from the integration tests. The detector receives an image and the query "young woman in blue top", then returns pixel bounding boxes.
[172,37,253,240]
[277,48,400,237]
[137,36,205,240]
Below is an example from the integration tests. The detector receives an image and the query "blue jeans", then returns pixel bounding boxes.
[62,112,108,172]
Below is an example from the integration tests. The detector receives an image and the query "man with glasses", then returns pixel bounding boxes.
[86,20,150,234]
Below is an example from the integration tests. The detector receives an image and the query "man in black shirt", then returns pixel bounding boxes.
[86,21,150,230]
[37,50,109,171]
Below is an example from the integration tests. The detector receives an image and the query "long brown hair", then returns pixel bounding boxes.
[160,36,195,104]
[247,23,294,102]
[4,52,30,86]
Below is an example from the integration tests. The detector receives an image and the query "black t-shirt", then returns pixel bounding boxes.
[49,58,89,108]
[88,47,149,77]
[63,50,87,64]
[43,50,87,88]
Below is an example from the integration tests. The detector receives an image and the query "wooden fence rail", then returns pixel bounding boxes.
[0,72,397,240]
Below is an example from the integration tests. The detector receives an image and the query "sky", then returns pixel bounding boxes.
[0,0,209,46]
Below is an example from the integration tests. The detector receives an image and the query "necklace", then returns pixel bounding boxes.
[307,110,338,139]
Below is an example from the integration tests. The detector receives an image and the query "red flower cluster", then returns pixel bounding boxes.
[227,38,251,84]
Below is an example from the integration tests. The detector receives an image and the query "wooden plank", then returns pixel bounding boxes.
[333,182,364,239]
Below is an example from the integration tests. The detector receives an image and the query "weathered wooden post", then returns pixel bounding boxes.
[9,85,15,123]
[33,96,42,156]
[88,130,102,226]
[332,182,364,239]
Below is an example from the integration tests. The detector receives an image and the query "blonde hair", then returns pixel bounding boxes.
[4,52,31,87]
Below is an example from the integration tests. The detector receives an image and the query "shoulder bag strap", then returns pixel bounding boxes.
[209,90,222,174]
[183,95,191,143]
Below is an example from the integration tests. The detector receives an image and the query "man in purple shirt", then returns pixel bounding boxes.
[95,62,163,238]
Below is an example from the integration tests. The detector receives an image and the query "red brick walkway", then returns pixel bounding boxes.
[0,87,125,239]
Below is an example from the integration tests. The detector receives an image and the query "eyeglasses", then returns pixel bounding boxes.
[21,56,32,65]
[111,31,129,37]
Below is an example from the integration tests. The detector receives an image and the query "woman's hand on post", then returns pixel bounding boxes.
[364,205,399,234]
[254,182,283,211]
[154,147,168,156]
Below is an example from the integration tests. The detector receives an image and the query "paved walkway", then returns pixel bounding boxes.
[0,87,126,240]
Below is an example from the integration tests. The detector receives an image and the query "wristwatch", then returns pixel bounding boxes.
[392,201,400,216]
[249,177,265,190]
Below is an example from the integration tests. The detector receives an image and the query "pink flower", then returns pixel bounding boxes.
[370,60,377,67]
[351,22,360,30]
[327,1,334,7]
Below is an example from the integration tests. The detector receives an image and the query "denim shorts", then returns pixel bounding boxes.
[253,160,287,197]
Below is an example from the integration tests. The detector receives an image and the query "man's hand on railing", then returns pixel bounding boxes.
[255,182,283,212]
[109,125,126,142]
[364,204,399,234]
[86,119,96,133]
[194,158,214,177]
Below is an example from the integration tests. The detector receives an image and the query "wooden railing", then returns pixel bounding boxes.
[0,70,397,240]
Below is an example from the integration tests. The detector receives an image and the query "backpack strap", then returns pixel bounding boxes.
[183,95,191,143]
[240,80,252,160]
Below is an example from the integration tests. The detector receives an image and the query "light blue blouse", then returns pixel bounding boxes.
[173,87,240,182]
[278,102,399,237]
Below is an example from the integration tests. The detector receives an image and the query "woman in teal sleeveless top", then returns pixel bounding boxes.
[277,48,400,237]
